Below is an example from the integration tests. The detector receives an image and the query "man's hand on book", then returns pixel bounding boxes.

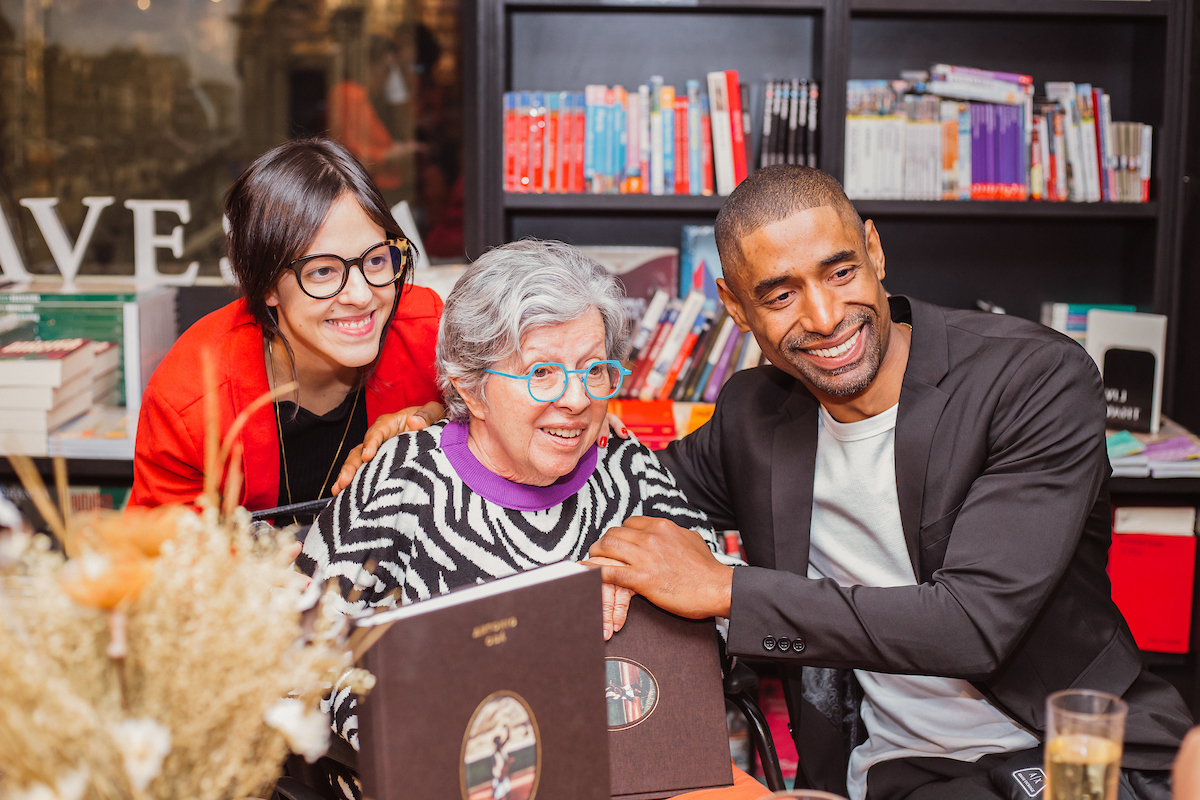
[331,401,446,496]
[585,555,636,640]
[587,517,734,620]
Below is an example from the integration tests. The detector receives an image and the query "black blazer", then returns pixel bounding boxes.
[660,296,1191,792]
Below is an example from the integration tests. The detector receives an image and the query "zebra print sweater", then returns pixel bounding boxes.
[297,418,737,753]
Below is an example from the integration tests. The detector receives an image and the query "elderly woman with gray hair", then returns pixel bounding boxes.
[297,239,766,800]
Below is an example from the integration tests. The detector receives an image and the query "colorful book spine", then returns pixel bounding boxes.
[530,92,546,193]
[503,92,518,192]
[649,76,665,196]
[556,91,572,193]
[516,91,533,192]
[638,84,651,194]
[674,95,689,195]
[703,325,743,403]
[572,92,586,193]
[625,305,677,399]
[725,70,748,186]
[583,85,600,188]
[625,85,641,193]
[545,92,559,193]
[687,80,703,196]
[628,289,670,362]
[700,95,714,196]
[659,311,709,400]
[661,84,676,196]
[690,315,736,401]
[706,72,734,195]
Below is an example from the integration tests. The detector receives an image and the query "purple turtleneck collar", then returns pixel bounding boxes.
[440,418,599,511]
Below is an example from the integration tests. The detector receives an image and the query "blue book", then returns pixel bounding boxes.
[680,225,722,309]
[593,87,609,193]
[584,86,600,185]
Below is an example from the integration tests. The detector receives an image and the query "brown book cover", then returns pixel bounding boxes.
[605,596,733,799]
[357,562,611,800]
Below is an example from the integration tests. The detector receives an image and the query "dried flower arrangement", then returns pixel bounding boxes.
[0,364,371,800]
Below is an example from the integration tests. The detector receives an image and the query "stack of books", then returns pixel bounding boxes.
[0,338,95,456]
[503,72,819,197]
[622,289,762,405]
[1106,418,1200,479]
[845,64,1152,203]
[0,280,177,412]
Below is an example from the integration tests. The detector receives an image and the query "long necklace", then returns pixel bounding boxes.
[268,337,360,507]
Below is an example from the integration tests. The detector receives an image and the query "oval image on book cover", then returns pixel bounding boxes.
[605,657,660,731]
[461,691,540,800]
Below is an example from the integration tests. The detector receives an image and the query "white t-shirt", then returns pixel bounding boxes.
[808,404,1038,800]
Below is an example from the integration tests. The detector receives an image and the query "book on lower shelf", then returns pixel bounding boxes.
[356,562,611,800]
[1108,506,1197,654]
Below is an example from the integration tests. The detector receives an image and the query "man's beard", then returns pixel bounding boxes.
[779,308,884,397]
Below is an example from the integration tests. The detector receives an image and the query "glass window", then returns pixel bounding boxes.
[0,0,464,280]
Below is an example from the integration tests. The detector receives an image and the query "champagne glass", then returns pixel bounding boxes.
[1045,689,1128,800]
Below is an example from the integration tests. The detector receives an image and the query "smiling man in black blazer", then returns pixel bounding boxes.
[590,165,1191,800]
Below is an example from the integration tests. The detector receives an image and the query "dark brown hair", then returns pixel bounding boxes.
[224,137,415,385]
[715,164,866,279]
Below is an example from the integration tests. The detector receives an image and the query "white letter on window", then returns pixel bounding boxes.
[19,196,115,284]
[124,199,200,286]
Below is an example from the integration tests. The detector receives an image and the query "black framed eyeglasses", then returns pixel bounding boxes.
[286,238,410,299]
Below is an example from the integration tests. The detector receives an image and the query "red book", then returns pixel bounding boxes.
[700,104,714,196]
[674,97,689,195]
[573,97,587,193]
[546,101,560,193]
[658,314,706,400]
[724,70,748,186]
[1108,531,1196,653]
[529,96,546,194]
[503,93,518,192]
[516,92,531,193]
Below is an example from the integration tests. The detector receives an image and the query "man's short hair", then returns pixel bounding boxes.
[714,165,866,280]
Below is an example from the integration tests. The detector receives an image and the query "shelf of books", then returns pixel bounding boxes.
[848,0,1169,17]
[507,0,826,10]
[853,200,1158,219]
[505,194,728,213]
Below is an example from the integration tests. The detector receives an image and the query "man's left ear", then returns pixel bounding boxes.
[864,219,886,281]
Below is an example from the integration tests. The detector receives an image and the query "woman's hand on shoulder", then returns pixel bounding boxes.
[597,412,629,450]
[331,401,446,495]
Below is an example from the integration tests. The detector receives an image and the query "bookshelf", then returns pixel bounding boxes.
[465,0,1200,711]
[464,0,1190,409]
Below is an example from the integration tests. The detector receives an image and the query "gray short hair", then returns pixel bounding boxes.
[437,240,630,420]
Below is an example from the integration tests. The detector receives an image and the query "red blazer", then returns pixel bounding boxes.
[130,286,442,511]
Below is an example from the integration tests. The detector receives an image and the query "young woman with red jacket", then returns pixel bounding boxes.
[130,139,443,517]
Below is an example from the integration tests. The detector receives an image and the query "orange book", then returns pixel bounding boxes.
[608,399,676,451]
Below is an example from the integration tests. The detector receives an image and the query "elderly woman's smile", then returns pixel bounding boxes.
[460,309,609,487]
